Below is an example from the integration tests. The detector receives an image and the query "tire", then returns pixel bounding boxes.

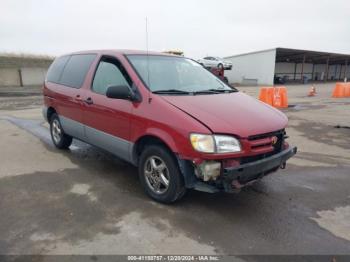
[217,63,223,69]
[138,145,186,203]
[50,113,72,149]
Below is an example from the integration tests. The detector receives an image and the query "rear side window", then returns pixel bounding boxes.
[46,56,70,83]
[59,54,96,88]
[92,57,131,95]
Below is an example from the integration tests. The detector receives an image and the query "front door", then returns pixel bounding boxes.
[82,56,134,162]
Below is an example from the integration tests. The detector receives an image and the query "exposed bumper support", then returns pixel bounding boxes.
[179,146,297,194]
[222,146,297,192]
[223,146,297,179]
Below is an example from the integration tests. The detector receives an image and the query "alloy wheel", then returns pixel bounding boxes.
[144,156,170,194]
[52,119,62,144]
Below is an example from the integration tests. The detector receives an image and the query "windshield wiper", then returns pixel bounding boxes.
[152,89,192,95]
[195,88,236,94]
[209,88,236,93]
[192,89,221,95]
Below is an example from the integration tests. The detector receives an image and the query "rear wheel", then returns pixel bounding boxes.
[50,113,72,149]
[217,63,223,69]
[138,145,186,203]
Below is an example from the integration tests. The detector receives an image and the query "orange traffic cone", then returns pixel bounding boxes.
[308,86,316,97]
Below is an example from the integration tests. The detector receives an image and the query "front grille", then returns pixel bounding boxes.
[248,129,285,141]
[241,129,285,164]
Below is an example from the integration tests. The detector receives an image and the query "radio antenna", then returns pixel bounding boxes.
[145,17,151,103]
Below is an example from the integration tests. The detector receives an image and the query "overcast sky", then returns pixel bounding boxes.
[1,0,350,59]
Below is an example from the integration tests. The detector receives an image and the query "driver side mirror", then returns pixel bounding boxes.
[106,85,137,101]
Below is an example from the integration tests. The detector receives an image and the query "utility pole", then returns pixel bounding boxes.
[300,55,306,83]
[345,60,348,82]
[324,56,330,82]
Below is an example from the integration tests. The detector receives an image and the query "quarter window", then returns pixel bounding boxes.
[46,56,70,83]
[59,54,96,88]
[92,57,131,95]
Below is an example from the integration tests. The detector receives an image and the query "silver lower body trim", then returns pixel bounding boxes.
[59,115,134,163]
[60,116,85,141]
[85,125,133,163]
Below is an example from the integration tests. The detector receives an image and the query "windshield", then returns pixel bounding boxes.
[127,55,234,93]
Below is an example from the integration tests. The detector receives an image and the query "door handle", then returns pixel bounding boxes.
[84,97,93,105]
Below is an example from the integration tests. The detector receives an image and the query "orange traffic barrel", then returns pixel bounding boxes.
[259,86,288,108]
[345,84,350,97]
[332,82,348,98]
[259,87,273,106]
[272,86,288,108]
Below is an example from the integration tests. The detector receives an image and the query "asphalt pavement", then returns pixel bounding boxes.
[0,84,349,260]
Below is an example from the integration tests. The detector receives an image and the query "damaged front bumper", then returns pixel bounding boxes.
[178,146,297,193]
[221,146,297,192]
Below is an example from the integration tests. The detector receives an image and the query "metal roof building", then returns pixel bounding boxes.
[224,48,350,86]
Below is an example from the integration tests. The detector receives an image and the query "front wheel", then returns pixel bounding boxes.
[50,113,72,149]
[138,145,186,203]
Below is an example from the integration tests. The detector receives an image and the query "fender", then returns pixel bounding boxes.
[142,127,180,152]
[131,127,185,166]
[133,127,179,153]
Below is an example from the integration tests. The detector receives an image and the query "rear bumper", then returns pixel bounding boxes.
[221,146,297,192]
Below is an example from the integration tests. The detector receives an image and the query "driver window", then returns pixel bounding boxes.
[92,57,131,95]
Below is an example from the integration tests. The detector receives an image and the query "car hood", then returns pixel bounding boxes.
[161,92,288,138]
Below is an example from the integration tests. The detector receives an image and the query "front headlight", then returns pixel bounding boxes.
[190,134,241,153]
[214,135,241,153]
[190,134,215,153]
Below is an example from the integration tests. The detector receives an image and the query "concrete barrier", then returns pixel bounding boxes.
[0,67,48,87]
[21,67,47,86]
[0,68,21,86]
[0,54,53,87]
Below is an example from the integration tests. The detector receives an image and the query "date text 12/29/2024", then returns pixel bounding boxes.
[127,256,220,261]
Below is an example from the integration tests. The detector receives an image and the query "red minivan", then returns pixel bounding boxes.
[43,50,297,203]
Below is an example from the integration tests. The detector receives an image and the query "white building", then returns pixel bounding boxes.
[224,48,350,86]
